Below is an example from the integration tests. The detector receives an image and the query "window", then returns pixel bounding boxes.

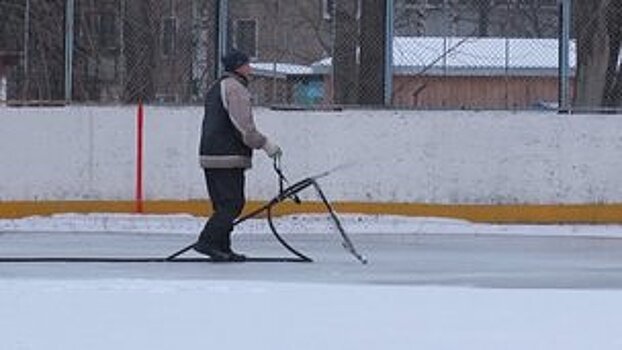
[235,19,257,58]
[161,17,177,57]
[323,0,335,19]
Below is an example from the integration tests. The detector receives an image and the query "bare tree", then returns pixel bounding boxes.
[0,0,65,101]
[446,0,557,38]
[28,0,64,101]
[511,0,557,37]
[0,0,24,52]
[358,0,386,105]
[473,0,492,36]
[602,1,622,107]
[0,0,25,100]
[290,1,333,62]
[200,0,219,88]
[574,0,622,108]
[333,0,358,105]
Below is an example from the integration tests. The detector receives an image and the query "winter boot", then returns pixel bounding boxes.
[223,235,246,261]
[193,241,232,262]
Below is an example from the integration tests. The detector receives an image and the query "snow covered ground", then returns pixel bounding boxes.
[2,214,622,349]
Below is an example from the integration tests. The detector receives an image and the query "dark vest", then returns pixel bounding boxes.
[199,73,252,158]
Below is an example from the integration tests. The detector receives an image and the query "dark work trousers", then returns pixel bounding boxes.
[198,168,246,250]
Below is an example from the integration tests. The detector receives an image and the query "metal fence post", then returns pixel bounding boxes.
[23,0,30,97]
[217,0,228,76]
[384,0,394,106]
[64,0,75,103]
[558,0,571,113]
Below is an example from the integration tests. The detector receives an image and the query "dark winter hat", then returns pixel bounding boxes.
[222,50,250,72]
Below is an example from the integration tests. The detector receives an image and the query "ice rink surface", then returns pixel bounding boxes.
[2,230,622,289]
[2,214,622,349]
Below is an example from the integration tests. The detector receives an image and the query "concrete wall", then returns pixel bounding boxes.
[2,106,622,205]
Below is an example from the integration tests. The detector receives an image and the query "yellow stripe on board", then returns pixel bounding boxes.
[2,200,622,223]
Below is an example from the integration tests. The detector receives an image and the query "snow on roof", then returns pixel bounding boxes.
[249,37,576,77]
[313,36,576,76]
[251,62,314,77]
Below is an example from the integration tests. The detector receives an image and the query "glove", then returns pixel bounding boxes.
[262,139,282,159]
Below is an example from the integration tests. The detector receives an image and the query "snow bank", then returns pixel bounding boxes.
[3,213,622,239]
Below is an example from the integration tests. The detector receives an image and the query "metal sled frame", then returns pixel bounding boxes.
[168,159,367,264]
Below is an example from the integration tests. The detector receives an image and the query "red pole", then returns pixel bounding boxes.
[135,100,144,213]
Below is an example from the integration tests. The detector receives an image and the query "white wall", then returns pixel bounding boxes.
[2,106,622,204]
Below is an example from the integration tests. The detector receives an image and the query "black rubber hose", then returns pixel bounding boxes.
[266,202,313,262]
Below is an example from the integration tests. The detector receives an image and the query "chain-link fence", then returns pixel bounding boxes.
[0,0,205,104]
[225,0,564,109]
[0,0,619,111]
[391,0,561,109]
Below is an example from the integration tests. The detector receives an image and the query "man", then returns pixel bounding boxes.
[195,50,282,261]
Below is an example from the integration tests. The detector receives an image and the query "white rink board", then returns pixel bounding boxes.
[1,106,622,204]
